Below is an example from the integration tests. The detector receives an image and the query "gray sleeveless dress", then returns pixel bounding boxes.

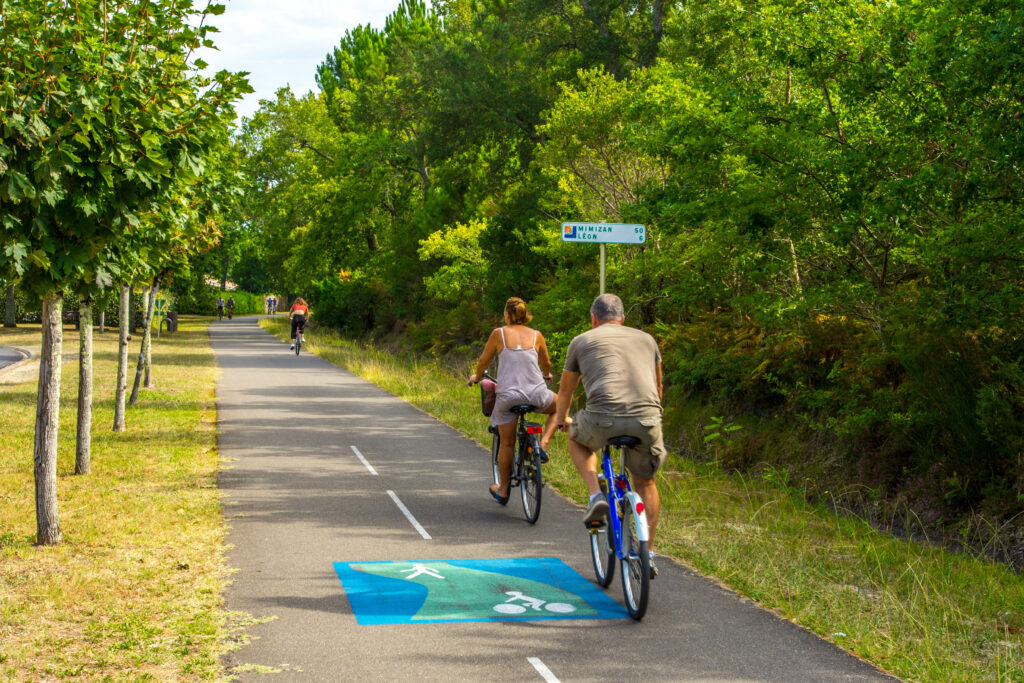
[491,328,551,426]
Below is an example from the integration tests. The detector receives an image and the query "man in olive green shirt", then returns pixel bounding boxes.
[553,293,666,575]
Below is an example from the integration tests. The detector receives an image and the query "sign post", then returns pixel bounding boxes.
[561,222,646,294]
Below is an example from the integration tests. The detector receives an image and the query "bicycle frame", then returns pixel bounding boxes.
[483,371,544,523]
[599,444,650,558]
[513,419,542,472]
[492,416,539,485]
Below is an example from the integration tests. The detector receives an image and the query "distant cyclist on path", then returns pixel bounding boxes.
[289,298,310,350]
[553,293,666,575]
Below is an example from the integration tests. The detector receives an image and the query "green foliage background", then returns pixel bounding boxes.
[228,0,1024,552]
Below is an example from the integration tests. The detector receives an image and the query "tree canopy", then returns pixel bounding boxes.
[171,0,1024,533]
[1,0,249,298]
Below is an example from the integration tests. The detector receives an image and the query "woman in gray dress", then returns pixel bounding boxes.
[468,297,557,504]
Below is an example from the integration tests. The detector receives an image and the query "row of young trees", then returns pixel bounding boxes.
[1,0,248,544]
[234,0,1021,534]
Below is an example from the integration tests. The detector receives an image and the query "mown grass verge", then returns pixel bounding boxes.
[262,318,1024,682]
[0,317,239,681]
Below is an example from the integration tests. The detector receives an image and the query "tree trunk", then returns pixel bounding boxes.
[418,154,431,200]
[76,300,93,475]
[113,283,130,431]
[130,280,158,405]
[34,294,63,545]
[98,309,105,334]
[638,0,665,68]
[578,0,624,79]
[137,285,150,388]
[4,283,16,327]
[145,283,157,387]
[132,289,141,334]
[221,252,230,291]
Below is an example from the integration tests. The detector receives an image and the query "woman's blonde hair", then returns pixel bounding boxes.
[504,297,532,325]
[294,297,307,306]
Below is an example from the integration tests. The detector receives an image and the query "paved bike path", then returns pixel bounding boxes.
[0,345,31,370]
[215,317,895,681]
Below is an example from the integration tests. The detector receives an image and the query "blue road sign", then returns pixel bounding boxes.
[334,557,627,625]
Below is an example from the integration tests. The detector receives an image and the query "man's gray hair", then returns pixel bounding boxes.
[590,293,625,322]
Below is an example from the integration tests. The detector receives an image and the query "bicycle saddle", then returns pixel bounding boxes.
[607,435,641,448]
[510,404,535,415]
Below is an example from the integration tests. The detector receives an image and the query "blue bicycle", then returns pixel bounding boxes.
[588,435,651,620]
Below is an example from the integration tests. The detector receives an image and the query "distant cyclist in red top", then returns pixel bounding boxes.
[289,298,310,350]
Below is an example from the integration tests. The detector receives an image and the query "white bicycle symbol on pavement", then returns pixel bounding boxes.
[492,591,577,615]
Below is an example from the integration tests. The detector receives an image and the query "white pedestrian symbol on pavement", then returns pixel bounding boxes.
[493,591,576,615]
[401,563,446,580]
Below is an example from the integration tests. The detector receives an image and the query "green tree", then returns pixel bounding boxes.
[0,0,247,544]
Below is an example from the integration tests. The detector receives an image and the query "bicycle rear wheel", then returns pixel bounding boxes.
[490,428,500,488]
[295,336,301,355]
[620,499,650,620]
[589,477,614,586]
[519,436,542,524]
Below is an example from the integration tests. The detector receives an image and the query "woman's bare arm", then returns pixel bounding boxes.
[467,328,502,384]
[535,331,553,379]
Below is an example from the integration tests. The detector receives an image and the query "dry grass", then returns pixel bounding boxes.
[0,317,236,681]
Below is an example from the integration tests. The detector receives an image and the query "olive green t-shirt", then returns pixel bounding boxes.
[563,322,662,417]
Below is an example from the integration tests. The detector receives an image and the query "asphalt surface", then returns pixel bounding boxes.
[215,317,897,682]
[0,345,30,370]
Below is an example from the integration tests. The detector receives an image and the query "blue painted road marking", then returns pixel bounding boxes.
[334,557,627,625]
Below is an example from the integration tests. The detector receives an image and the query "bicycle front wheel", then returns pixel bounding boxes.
[519,436,542,524]
[620,500,650,620]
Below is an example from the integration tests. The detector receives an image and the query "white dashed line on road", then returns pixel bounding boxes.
[350,445,378,475]
[386,490,432,540]
[527,657,560,682]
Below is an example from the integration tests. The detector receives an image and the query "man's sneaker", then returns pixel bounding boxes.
[649,556,659,579]
[582,494,609,528]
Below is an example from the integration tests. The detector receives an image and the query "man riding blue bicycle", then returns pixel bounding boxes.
[553,293,666,577]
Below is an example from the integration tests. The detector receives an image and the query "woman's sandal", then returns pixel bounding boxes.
[489,484,510,506]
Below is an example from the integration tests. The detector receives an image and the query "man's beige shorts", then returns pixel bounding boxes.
[570,409,667,479]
